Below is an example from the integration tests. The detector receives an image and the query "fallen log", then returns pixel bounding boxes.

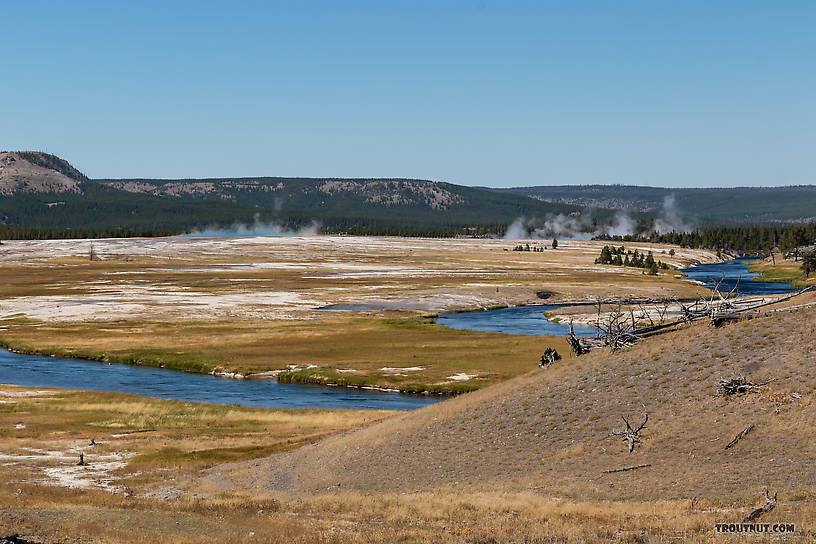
[562,287,813,354]
[602,463,651,474]
[744,489,777,522]
[725,423,755,450]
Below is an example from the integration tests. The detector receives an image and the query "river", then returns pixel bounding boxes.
[0,259,794,408]
[0,349,439,411]
[679,258,795,296]
[435,258,796,336]
[435,305,597,336]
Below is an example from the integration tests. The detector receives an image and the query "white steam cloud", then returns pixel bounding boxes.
[186,214,321,237]
[503,213,597,240]
[503,193,693,240]
[651,194,692,234]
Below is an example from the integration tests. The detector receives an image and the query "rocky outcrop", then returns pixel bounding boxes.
[0,152,84,195]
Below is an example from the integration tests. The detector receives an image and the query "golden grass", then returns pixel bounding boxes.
[204,303,816,506]
[0,316,570,391]
[0,237,714,313]
[3,487,815,543]
[0,386,390,493]
[0,236,716,393]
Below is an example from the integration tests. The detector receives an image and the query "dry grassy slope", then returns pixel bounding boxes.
[205,299,816,502]
[0,152,83,195]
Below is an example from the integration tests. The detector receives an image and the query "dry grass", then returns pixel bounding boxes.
[0,386,390,494]
[0,236,716,392]
[1,300,815,542]
[204,302,816,505]
[0,316,571,391]
[3,487,815,543]
[0,237,715,323]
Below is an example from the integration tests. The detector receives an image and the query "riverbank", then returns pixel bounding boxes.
[0,315,565,395]
[0,236,717,396]
[748,255,815,290]
[0,384,391,496]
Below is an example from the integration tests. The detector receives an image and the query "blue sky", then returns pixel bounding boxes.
[2,1,814,187]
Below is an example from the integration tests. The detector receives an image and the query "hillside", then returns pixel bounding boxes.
[0,153,300,232]
[202,299,816,502]
[5,151,815,235]
[0,152,605,234]
[96,175,597,232]
[494,184,816,224]
[0,151,85,195]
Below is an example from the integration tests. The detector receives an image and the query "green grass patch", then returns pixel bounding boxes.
[0,338,220,374]
[276,367,479,395]
[748,260,812,289]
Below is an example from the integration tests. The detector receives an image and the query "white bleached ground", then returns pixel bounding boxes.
[0,236,718,323]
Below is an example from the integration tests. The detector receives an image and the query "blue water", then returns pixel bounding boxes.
[436,259,796,337]
[680,258,795,296]
[435,305,597,337]
[0,350,439,411]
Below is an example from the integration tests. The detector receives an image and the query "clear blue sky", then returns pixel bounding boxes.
[2,1,814,187]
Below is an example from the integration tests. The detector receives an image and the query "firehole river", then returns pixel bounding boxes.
[0,258,794,409]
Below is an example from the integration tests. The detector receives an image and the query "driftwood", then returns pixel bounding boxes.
[567,321,587,356]
[567,286,813,355]
[539,348,562,367]
[744,489,777,522]
[610,413,648,453]
[717,377,772,396]
[597,305,639,351]
[602,463,651,474]
[710,286,813,326]
[725,423,755,449]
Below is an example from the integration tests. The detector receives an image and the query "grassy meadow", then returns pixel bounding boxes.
[6,237,816,542]
[0,385,390,493]
[749,254,816,290]
[0,315,569,393]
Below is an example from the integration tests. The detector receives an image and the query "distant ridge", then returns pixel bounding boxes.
[2,151,814,232]
[492,184,816,223]
[0,152,591,232]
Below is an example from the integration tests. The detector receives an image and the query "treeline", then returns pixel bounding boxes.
[320,223,507,238]
[596,222,816,254]
[594,245,670,275]
[0,227,179,240]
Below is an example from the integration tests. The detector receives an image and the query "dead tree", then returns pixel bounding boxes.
[77,453,86,466]
[610,413,648,453]
[567,321,586,356]
[717,376,773,396]
[539,348,561,367]
[744,489,777,522]
[598,305,638,351]
[88,242,98,261]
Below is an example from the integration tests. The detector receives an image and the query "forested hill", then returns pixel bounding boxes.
[492,185,816,224]
[4,151,814,236]
[1,151,606,234]
[95,176,605,233]
[0,152,270,233]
